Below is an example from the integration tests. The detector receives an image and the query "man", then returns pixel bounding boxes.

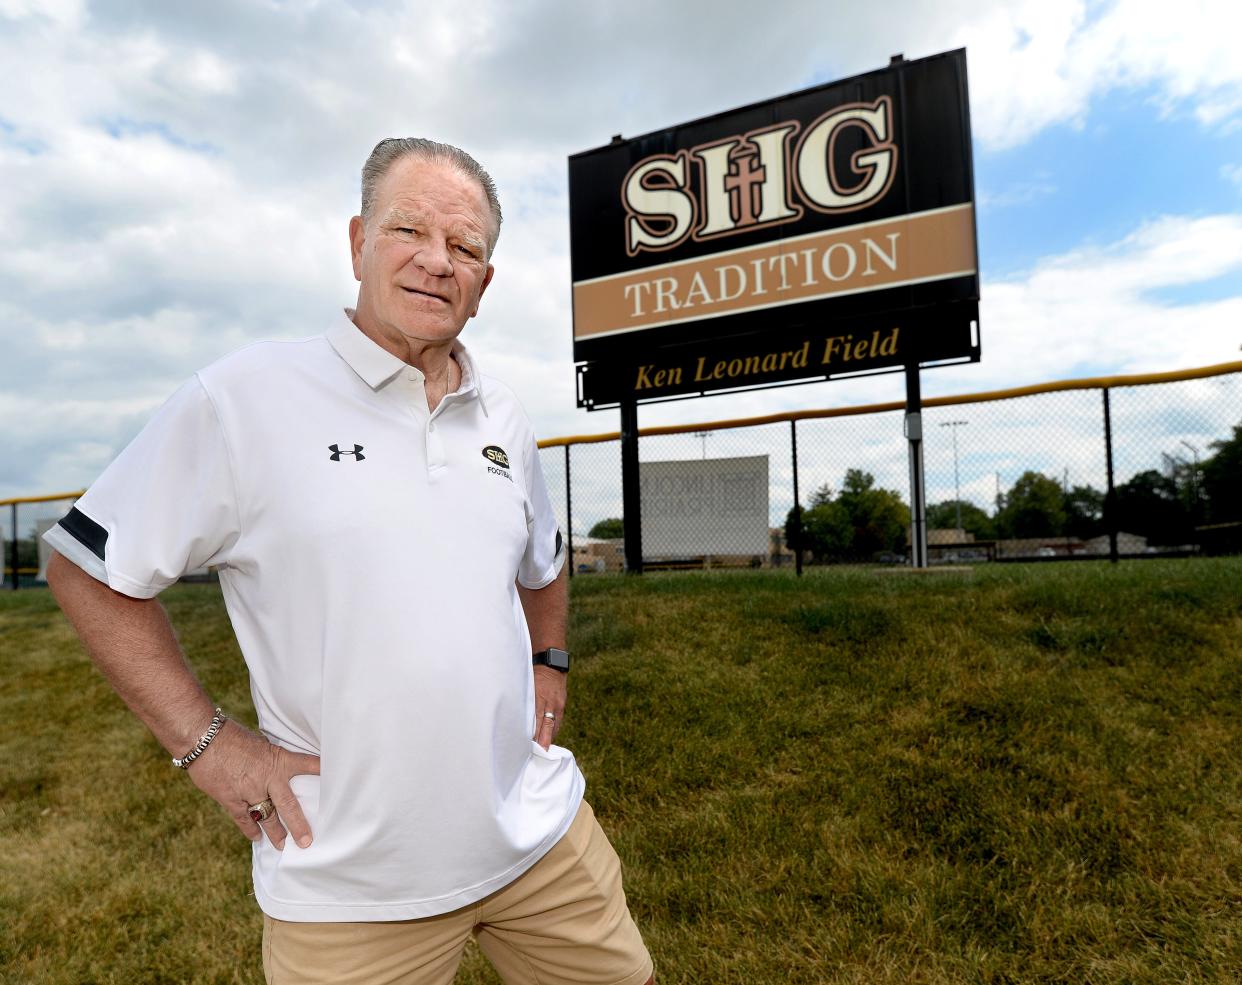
[45,138,654,985]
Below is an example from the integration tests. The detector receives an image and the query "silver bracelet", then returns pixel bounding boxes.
[172,708,227,769]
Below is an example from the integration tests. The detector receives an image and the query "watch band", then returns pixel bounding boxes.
[532,647,570,672]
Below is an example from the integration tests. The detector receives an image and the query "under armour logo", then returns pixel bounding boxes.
[329,443,365,461]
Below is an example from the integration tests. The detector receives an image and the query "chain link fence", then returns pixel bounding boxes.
[3,493,79,588]
[6,363,1241,588]
[543,362,1242,575]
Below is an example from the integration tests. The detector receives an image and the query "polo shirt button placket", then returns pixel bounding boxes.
[426,406,446,473]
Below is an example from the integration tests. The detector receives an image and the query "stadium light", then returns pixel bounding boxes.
[939,420,969,533]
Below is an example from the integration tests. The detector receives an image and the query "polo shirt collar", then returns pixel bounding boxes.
[328,309,488,416]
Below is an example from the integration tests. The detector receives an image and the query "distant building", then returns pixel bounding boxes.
[1196,521,1242,556]
[570,525,794,572]
[571,537,625,573]
[916,528,989,563]
[1083,532,1148,554]
[768,526,796,568]
[927,528,975,546]
[994,537,1084,558]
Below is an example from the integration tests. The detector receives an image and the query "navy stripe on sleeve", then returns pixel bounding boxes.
[58,507,108,561]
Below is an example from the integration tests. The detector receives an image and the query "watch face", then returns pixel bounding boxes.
[547,648,570,670]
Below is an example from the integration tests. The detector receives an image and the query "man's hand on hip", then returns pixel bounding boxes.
[45,552,319,851]
[517,565,569,752]
[187,719,321,850]
[533,665,567,751]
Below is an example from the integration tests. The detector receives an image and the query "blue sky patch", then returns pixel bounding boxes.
[98,116,219,156]
[976,87,1242,279]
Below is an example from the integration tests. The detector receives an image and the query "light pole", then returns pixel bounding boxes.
[1180,440,1200,521]
[693,431,711,460]
[939,420,969,533]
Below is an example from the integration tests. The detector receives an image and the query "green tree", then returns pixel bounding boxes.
[785,483,841,559]
[784,505,806,554]
[807,482,834,507]
[784,497,852,562]
[926,499,995,540]
[1160,452,1205,526]
[1202,422,1242,523]
[995,471,1066,538]
[804,499,855,561]
[1063,484,1105,540]
[588,517,624,539]
[787,472,909,562]
[837,469,909,558]
[1109,469,1192,545]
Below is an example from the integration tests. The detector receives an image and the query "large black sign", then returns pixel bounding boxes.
[569,49,980,409]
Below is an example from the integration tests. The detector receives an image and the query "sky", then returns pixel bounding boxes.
[2,0,1240,533]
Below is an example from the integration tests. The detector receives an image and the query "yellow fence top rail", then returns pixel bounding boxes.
[4,360,1239,501]
[537,359,1242,448]
[0,490,84,509]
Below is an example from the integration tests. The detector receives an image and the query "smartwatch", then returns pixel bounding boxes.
[532,647,570,673]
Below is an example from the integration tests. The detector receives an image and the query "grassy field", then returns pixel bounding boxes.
[2,559,1240,984]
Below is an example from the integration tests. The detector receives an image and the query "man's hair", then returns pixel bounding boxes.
[360,138,502,255]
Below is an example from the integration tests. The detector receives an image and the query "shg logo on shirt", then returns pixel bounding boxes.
[482,446,510,468]
[482,445,511,480]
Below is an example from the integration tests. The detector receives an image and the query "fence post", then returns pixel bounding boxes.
[905,365,928,568]
[9,502,17,591]
[619,395,643,574]
[564,444,573,580]
[790,419,802,577]
[1102,387,1119,564]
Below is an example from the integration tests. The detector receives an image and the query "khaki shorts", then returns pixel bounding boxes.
[262,800,653,985]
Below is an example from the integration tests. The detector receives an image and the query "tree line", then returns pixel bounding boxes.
[780,421,1242,561]
[577,421,1242,563]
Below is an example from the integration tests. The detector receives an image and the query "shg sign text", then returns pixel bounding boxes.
[569,48,980,409]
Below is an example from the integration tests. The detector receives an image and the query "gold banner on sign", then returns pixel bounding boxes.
[573,203,976,341]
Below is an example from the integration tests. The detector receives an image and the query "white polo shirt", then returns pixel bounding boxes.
[44,311,582,921]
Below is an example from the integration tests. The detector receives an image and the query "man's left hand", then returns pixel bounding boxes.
[533,665,567,750]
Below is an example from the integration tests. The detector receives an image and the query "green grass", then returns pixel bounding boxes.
[3,559,1241,983]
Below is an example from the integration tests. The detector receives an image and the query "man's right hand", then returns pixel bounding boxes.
[45,551,321,850]
[186,719,321,850]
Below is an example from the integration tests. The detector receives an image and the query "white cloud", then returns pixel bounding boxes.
[960,0,1242,148]
[962,213,1242,381]
[2,0,1242,504]
[0,0,83,27]
[977,177,1058,210]
[950,0,1094,149]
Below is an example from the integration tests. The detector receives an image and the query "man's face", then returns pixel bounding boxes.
[350,156,496,346]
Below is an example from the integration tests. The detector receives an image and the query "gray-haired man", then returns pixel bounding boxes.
[46,138,654,985]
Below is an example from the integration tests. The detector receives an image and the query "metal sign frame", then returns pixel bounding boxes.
[569,48,980,411]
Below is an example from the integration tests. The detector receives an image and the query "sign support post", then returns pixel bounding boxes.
[905,364,928,568]
[9,502,17,590]
[1102,387,1119,565]
[563,444,574,580]
[619,392,644,574]
[790,419,803,577]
